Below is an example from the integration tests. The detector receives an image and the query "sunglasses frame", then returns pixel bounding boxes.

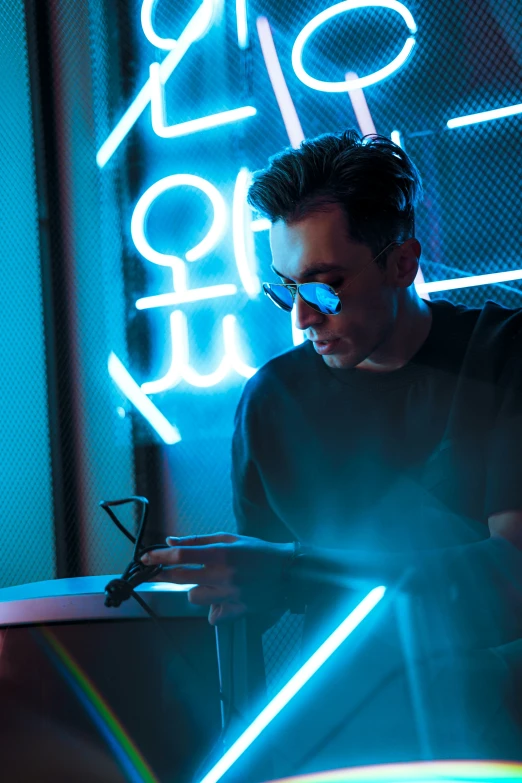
[262,241,400,315]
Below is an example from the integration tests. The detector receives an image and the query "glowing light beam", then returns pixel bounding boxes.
[233,168,261,296]
[345,71,377,135]
[416,268,522,294]
[447,103,522,129]
[136,285,237,310]
[223,315,257,378]
[236,0,249,48]
[150,63,257,138]
[390,129,403,147]
[292,1,417,93]
[291,308,305,346]
[257,16,305,148]
[108,352,181,444]
[96,0,216,167]
[251,218,271,232]
[197,586,387,783]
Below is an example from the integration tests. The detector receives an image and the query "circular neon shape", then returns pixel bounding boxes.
[292,0,417,92]
[131,174,227,267]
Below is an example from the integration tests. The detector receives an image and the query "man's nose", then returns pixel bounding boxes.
[294,292,325,331]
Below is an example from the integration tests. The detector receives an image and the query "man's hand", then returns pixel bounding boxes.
[141,533,293,625]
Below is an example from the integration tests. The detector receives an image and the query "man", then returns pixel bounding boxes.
[143,131,522,763]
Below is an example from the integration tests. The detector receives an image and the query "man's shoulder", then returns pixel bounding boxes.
[433,298,522,344]
[436,298,522,377]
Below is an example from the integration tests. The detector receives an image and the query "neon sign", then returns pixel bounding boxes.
[100,0,518,441]
[291,1,417,93]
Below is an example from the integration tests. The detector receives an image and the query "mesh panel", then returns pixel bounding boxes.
[44,0,136,576]
[0,0,55,586]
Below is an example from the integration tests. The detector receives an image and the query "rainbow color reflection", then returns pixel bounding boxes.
[267,761,522,783]
[40,628,160,783]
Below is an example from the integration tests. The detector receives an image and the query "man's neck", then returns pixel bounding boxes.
[356,294,433,373]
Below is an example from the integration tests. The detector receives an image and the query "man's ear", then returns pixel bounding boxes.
[390,238,422,287]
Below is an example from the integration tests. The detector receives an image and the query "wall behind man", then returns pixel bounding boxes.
[0,0,55,585]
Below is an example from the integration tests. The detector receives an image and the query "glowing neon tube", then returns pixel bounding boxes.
[416,268,522,294]
[447,103,522,129]
[136,285,237,310]
[198,586,386,783]
[149,63,257,138]
[108,353,181,444]
[233,168,261,296]
[236,0,249,48]
[292,1,417,93]
[251,218,271,232]
[256,16,305,148]
[96,0,216,167]
[390,129,403,147]
[345,71,377,135]
[141,0,177,49]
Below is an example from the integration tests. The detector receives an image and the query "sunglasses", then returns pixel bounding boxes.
[262,241,398,316]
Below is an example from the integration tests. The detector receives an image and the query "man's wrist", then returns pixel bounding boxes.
[280,540,308,614]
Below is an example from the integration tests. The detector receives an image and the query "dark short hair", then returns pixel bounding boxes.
[247,130,423,265]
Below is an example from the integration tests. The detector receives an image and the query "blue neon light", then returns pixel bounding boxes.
[232,168,261,297]
[292,1,417,92]
[447,103,522,129]
[136,284,238,311]
[96,0,217,167]
[141,0,177,49]
[149,62,257,138]
[416,268,522,294]
[108,353,181,444]
[236,0,249,49]
[198,586,386,783]
[390,129,403,147]
[131,174,228,268]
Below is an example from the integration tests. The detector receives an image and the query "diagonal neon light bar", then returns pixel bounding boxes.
[198,586,386,783]
[256,16,305,148]
[96,0,216,167]
[108,353,181,444]
[447,103,522,129]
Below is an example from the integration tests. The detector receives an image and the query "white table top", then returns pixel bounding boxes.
[0,575,205,625]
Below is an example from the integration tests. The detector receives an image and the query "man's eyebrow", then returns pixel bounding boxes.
[270,263,347,280]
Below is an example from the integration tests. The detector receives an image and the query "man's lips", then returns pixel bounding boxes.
[311,338,341,355]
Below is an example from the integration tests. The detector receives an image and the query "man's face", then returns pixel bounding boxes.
[269,204,401,369]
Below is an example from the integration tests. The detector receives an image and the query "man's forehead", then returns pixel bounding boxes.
[270,261,348,280]
[269,216,364,280]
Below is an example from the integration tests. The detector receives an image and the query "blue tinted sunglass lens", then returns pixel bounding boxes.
[263,284,294,312]
[300,283,341,314]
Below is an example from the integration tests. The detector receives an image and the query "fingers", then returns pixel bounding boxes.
[150,566,224,586]
[142,545,224,567]
[166,533,238,547]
